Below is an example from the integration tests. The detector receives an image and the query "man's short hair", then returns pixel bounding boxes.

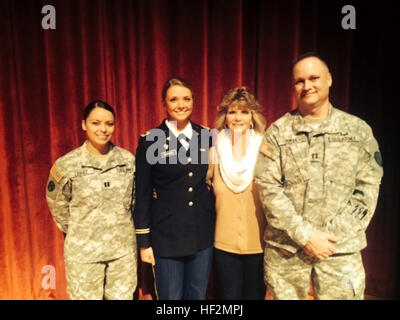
[291,52,330,71]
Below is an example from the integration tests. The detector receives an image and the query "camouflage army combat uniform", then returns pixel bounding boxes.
[254,106,383,300]
[46,142,137,300]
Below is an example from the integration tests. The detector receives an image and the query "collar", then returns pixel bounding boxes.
[292,104,341,135]
[81,141,120,168]
[165,119,193,140]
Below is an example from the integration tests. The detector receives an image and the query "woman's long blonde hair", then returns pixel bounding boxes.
[215,87,266,134]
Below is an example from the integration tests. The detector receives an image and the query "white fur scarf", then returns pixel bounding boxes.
[216,129,262,193]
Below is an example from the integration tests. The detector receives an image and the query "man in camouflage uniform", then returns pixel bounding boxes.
[254,53,383,299]
[46,142,137,300]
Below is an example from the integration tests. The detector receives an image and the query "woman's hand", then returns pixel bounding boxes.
[140,247,156,266]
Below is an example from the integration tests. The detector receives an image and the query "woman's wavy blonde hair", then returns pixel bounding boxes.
[215,87,266,134]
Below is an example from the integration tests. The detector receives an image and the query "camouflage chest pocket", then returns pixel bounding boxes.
[325,139,360,185]
[100,165,134,208]
[72,167,104,202]
[324,139,359,215]
[279,139,309,186]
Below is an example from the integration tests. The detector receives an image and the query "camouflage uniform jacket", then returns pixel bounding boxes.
[254,106,383,254]
[46,142,136,263]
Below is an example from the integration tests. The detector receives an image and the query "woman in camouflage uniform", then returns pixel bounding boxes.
[46,101,137,300]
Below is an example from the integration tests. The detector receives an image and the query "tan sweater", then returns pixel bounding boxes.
[207,154,266,254]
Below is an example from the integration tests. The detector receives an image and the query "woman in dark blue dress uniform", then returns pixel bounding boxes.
[134,77,215,300]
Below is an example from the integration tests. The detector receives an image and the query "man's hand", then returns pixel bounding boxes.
[140,247,156,266]
[303,230,341,260]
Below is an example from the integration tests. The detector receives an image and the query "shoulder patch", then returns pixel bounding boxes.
[50,164,64,183]
[47,180,55,192]
[259,142,274,158]
[374,151,383,167]
[141,131,150,137]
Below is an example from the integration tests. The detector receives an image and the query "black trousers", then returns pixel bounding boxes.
[214,248,266,300]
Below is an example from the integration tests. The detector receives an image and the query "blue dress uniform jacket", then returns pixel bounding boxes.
[134,120,215,258]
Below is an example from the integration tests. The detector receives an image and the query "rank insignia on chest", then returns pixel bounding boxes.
[259,142,274,158]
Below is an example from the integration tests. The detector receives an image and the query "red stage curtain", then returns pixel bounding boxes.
[2,0,389,300]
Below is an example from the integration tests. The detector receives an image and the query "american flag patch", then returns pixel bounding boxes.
[50,165,64,183]
[259,142,274,158]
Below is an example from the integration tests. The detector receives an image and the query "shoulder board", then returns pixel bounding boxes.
[259,142,274,158]
[50,164,64,183]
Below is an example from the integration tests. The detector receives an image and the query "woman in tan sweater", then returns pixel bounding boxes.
[207,87,267,299]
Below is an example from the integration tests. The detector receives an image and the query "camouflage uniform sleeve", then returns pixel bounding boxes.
[133,136,152,248]
[45,162,72,233]
[254,128,315,247]
[325,124,383,239]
